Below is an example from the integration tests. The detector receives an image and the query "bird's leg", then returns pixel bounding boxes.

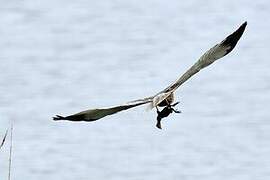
[170,101,181,113]
[171,101,180,107]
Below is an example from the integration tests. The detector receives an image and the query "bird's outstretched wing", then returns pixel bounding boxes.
[53,22,247,122]
[53,97,152,121]
[151,21,247,107]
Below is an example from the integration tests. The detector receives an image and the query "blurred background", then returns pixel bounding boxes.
[0,0,269,179]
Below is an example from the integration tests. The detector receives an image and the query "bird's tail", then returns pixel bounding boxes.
[53,115,66,121]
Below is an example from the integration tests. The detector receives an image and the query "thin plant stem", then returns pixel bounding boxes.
[8,121,13,180]
[0,129,8,150]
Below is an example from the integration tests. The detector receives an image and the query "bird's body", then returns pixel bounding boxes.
[157,93,175,107]
[53,22,247,129]
[156,102,181,129]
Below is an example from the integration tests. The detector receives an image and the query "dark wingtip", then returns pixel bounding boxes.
[53,114,95,122]
[239,21,247,34]
[221,21,247,53]
[53,115,66,121]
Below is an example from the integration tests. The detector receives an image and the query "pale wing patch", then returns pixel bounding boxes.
[151,91,173,108]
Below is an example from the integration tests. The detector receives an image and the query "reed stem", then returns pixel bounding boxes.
[8,121,13,180]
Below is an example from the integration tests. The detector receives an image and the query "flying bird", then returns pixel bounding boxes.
[53,22,247,129]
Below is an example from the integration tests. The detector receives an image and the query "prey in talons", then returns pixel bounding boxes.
[156,101,181,129]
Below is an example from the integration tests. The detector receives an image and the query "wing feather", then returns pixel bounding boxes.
[53,97,152,121]
[151,21,247,107]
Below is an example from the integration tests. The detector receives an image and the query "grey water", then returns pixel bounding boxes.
[0,0,270,179]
